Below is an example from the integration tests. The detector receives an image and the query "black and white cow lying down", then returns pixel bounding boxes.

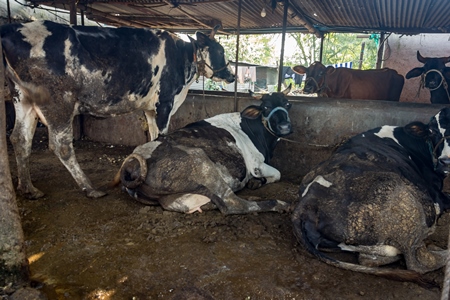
[0,20,234,199]
[292,107,450,287]
[117,87,292,215]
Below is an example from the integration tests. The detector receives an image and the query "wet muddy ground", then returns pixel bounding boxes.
[6,128,449,299]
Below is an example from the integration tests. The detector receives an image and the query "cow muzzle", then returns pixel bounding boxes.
[437,157,450,175]
[263,107,292,137]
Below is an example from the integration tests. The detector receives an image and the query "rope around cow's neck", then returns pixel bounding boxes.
[195,48,230,80]
[426,135,450,170]
[261,118,329,147]
[417,69,450,102]
[306,74,329,97]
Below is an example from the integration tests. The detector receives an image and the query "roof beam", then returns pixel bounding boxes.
[287,4,323,38]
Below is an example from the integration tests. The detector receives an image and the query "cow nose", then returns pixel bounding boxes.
[227,73,236,83]
[303,85,313,93]
[437,158,450,174]
[277,122,292,136]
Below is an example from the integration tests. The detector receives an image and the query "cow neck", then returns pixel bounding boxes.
[241,117,278,163]
[310,74,329,97]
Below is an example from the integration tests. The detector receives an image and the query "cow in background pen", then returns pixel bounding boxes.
[0,20,234,199]
[406,51,450,104]
[292,61,404,101]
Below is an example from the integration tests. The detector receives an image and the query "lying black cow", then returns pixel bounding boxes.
[406,51,450,104]
[0,20,234,199]
[292,107,450,286]
[117,87,292,215]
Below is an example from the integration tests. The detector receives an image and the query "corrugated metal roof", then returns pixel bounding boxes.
[24,0,450,35]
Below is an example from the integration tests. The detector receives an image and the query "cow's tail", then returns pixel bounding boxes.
[291,217,439,289]
[118,153,148,189]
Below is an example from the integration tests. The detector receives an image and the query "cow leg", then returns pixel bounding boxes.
[9,104,43,199]
[144,110,159,141]
[217,190,288,215]
[358,253,402,267]
[47,123,106,198]
[404,243,448,274]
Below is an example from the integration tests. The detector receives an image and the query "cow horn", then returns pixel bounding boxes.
[209,24,221,39]
[120,154,147,189]
[417,51,427,63]
[282,83,292,95]
[249,89,263,100]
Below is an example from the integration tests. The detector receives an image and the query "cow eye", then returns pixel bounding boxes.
[285,103,291,109]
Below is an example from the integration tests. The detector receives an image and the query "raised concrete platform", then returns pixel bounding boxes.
[83,91,450,182]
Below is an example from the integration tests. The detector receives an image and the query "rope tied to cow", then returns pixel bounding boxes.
[416,69,450,102]
[195,49,230,81]
[306,73,330,97]
[261,118,330,148]
[427,135,450,171]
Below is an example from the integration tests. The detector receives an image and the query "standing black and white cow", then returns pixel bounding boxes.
[117,87,292,215]
[292,107,450,286]
[406,51,450,104]
[0,20,235,199]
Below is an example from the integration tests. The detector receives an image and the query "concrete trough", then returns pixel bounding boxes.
[83,91,450,183]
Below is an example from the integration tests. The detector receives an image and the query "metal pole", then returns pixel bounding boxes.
[233,0,242,112]
[6,0,12,23]
[319,35,324,63]
[277,0,289,92]
[81,10,85,26]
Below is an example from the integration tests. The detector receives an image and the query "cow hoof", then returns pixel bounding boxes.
[22,188,45,200]
[86,190,107,198]
[246,177,267,190]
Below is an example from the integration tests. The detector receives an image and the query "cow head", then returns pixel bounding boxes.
[244,85,292,137]
[189,25,235,83]
[406,51,450,97]
[409,107,450,175]
[292,62,333,94]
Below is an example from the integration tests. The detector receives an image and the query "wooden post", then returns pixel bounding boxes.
[233,0,242,112]
[358,42,366,69]
[0,32,29,290]
[376,33,385,69]
[70,0,77,25]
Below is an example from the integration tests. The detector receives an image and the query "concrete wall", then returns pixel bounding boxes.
[84,92,449,182]
[383,33,450,103]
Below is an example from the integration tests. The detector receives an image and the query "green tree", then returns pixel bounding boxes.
[286,32,379,70]
[217,34,278,65]
[285,32,321,66]
[322,32,378,69]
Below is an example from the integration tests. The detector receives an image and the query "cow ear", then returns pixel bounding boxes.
[326,66,335,74]
[406,67,424,79]
[241,105,262,119]
[292,65,307,75]
[404,121,429,138]
[188,35,196,43]
[195,31,209,48]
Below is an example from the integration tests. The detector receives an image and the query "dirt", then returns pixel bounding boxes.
[5,128,448,300]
